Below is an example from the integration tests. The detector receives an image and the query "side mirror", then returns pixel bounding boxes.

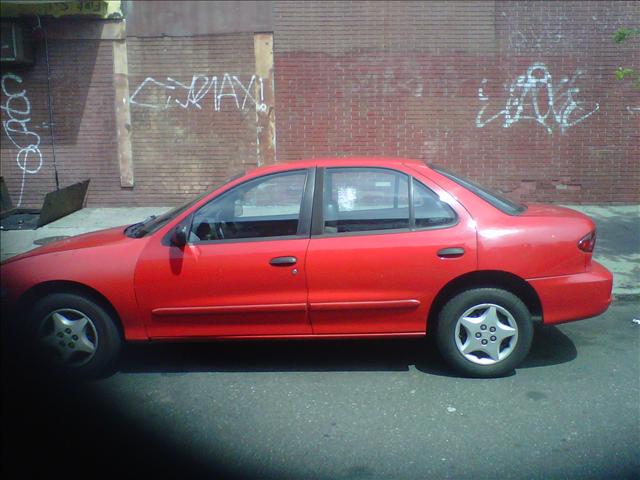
[170,225,188,248]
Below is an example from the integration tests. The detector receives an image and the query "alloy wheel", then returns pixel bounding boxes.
[454,303,519,365]
[37,308,99,367]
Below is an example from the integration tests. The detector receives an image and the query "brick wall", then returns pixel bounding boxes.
[1,31,262,208]
[2,2,638,208]
[1,38,121,208]
[273,0,640,203]
[126,34,260,206]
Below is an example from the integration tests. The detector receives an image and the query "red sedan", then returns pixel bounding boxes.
[1,158,613,377]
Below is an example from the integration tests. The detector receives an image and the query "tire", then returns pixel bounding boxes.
[436,288,533,378]
[26,292,123,378]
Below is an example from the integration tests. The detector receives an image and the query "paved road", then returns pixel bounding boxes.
[3,300,639,479]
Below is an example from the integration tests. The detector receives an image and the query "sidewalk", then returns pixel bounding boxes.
[0,207,171,261]
[563,205,639,298]
[1,204,638,297]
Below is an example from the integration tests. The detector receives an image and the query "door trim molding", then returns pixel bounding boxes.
[152,303,307,316]
[309,299,420,311]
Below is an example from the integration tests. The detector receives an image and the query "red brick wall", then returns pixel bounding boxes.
[2,2,638,208]
[1,32,261,208]
[1,38,121,208]
[273,0,640,203]
[126,34,259,206]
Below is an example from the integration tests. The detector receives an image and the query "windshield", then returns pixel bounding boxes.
[431,166,527,215]
[124,172,245,238]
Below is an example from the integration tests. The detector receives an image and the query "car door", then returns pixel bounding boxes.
[306,166,477,334]
[134,168,315,338]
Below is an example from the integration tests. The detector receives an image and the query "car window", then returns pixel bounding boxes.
[323,168,410,233]
[413,179,457,228]
[190,170,307,242]
[125,171,245,238]
[431,165,526,215]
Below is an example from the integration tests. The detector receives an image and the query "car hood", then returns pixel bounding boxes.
[519,204,591,220]
[2,226,132,264]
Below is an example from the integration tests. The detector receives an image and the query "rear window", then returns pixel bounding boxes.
[431,166,526,216]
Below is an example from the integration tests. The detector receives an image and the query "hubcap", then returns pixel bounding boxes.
[37,309,98,367]
[454,303,518,365]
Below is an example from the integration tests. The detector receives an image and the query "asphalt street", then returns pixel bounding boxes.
[3,300,639,479]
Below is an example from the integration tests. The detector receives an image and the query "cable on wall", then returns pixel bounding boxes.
[34,15,60,191]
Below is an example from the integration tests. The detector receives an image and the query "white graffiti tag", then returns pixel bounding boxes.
[1,74,43,207]
[476,63,599,134]
[129,73,267,113]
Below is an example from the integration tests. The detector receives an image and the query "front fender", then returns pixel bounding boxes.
[1,239,150,341]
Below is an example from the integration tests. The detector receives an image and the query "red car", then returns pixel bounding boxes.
[1,158,613,377]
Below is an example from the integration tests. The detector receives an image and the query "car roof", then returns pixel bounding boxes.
[249,157,428,175]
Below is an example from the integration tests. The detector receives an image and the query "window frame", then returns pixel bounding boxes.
[310,167,458,238]
[185,168,316,245]
[430,165,526,216]
[411,177,459,231]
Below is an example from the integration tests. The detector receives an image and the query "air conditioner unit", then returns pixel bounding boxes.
[1,22,34,65]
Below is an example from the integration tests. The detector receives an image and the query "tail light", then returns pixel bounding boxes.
[578,230,596,253]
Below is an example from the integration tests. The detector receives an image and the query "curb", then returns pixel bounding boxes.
[613,294,640,303]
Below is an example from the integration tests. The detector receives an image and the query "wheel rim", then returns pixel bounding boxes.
[36,308,98,367]
[454,303,519,366]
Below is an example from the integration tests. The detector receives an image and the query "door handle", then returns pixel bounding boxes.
[270,256,297,266]
[437,247,465,258]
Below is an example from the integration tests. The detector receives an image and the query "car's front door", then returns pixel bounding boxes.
[135,169,314,338]
[306,166,477,334]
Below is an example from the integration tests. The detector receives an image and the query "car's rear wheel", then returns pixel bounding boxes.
[26,293,122,378]
[436,288,533,377]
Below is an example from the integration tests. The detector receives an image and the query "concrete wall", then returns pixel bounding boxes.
[1,1,638,208]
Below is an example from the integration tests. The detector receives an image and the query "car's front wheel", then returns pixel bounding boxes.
[436,288,533,377]
[26,292,123,378]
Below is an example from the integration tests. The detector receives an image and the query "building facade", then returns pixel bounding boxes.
[1,1,638,208]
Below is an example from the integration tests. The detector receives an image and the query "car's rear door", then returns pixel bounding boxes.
[134,168,315,338]
[306,165,477,334]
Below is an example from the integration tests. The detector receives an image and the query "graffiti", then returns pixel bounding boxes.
[504,11,571,53]
[503,10,627,53]
[345,71,424,97]
[476,63,599,134]
[129,73,268,113]
[627,105,640,115]
[1,74,43,207]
